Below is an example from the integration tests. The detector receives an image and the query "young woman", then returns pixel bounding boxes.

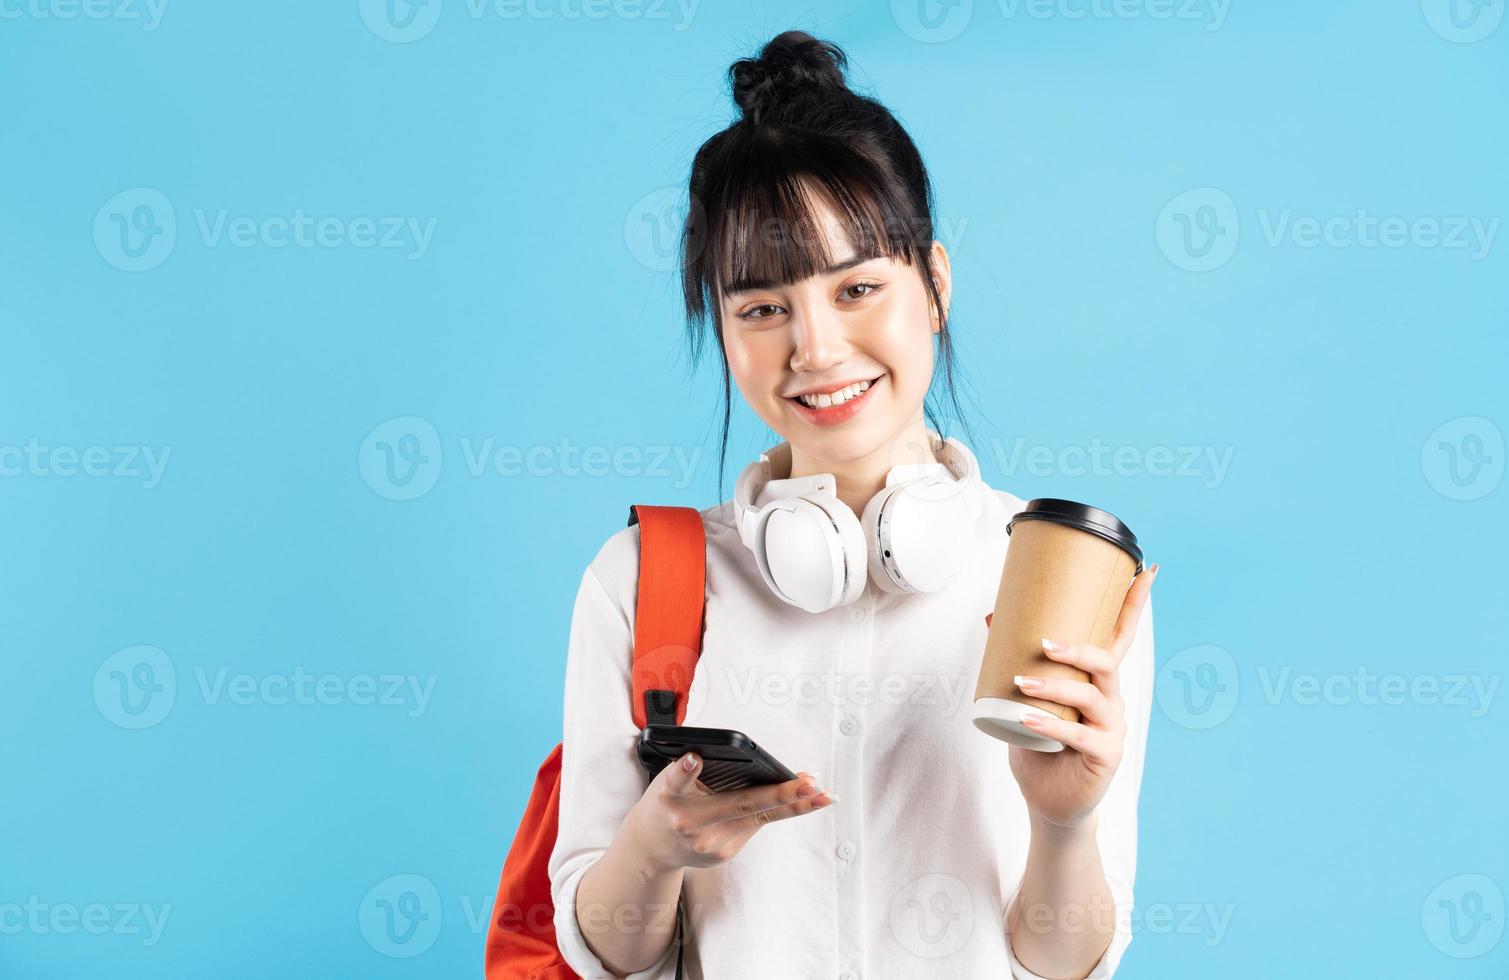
[548,31,1158,980]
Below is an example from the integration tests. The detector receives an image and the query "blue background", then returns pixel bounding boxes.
[3,0,1506,976]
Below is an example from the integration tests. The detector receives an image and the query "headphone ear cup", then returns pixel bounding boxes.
[864,481,975,595]
[861,484,909,595]
[809,494,868,608]
[757,496,866,613]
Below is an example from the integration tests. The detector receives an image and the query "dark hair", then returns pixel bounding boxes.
[678,30,974,494]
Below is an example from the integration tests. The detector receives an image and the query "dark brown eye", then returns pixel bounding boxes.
[738,303,782,321]
[843,281,883,301]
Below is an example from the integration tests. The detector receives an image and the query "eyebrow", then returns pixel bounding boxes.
[721,253,878,297]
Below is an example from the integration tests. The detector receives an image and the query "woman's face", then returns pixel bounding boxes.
[718,196,952,472]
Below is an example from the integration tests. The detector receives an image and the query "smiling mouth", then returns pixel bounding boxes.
[785,375,885,426]
[788,376,882,410]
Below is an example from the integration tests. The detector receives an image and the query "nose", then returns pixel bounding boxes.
[788,301,850,374]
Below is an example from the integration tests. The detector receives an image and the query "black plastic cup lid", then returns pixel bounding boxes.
[1007,498,1144,572]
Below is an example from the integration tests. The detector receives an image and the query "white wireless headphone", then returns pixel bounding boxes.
[733,433,984,614]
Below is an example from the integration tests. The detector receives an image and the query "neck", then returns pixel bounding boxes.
[788,417,940,517]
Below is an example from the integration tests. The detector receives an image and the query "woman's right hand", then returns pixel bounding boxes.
[624,753,834,873]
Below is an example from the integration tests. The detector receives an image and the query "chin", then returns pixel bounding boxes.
[798,432,874,464]
[784,412,901,466]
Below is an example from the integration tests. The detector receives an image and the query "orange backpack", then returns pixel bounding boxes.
[484,505,705,979]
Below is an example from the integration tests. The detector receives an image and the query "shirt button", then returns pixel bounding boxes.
[838,716,859,736]
[848,606,866,624]
[839,971,858,980]
[836,841,856,861]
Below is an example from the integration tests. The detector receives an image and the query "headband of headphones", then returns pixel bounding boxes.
[734,432,983,547]
[732,433,986,611]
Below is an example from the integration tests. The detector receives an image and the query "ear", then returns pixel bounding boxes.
[927,239,953,334]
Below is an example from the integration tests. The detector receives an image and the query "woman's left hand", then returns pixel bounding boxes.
[997,564,1159,831]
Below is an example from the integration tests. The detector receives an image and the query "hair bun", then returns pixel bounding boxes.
[730,30,851,122]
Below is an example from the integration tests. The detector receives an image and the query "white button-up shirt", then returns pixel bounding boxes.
[549,461,1154,979]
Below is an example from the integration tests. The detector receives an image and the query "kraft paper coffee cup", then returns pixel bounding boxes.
[972,499,1144,752]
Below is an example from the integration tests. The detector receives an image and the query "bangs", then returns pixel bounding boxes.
[682,132,934,336]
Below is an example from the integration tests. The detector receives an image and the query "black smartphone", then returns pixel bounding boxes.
[637,724,799,792]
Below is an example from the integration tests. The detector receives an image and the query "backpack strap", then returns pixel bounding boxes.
[626,505,706,730]
[627,505,702,980]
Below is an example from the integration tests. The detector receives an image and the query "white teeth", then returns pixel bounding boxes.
[798,379,872,408]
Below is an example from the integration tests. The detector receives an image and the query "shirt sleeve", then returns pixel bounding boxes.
[1003,595,1155,980]
[548,544,682,980]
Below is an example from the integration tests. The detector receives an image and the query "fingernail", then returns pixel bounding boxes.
[1014,674,1044,692]
[680,754,698,771]
[819,792,838,804]
[1042,638,1068,653]
[1149,563,1160,577]
[1021,710,1048,727]
[797,783,820,798]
